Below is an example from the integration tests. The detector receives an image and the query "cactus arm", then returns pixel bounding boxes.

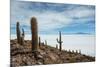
[22,28,25,37]
[39,36,41,47]
[56,38,59,43]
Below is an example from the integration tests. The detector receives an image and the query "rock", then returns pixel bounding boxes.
[22,56,27,62]
[48,53,58,61]
[27,61,32,65]
[40,52,46,56]
[37,55,43,59]
[36,61,43,65]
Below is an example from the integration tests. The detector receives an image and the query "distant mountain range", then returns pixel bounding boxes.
[63,32,93,35]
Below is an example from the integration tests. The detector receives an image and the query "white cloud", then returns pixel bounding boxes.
[11,1,95,32]
[35,11,72,31]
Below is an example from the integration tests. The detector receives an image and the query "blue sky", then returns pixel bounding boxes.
[11,0,95,35]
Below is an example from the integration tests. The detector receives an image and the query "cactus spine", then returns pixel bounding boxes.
[56,31,63,51]
[30,17,39,51]
[16,22,21,44]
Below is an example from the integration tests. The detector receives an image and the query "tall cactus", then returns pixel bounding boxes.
[56,31,63,51]
[30,17,39,51]
[16,22,21,44]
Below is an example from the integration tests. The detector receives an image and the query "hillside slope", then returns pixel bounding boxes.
[10,39,95,67]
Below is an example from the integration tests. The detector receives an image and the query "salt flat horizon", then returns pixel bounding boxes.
[10,34,95,57]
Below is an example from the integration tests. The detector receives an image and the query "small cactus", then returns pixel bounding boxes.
[72,50,74,53]
[66,50,68,52]
[30,17,39,51]
[20,28,25,45]
[22,28,25,39]
[79,49,81,54]
[56,44,58,49]
[76,50,78,53]
[69,49,71,53]
[56,31,63,51]
[16,22,21,44]
[38,36,41,47]
[42,42,44,45]
[45,40,47,45]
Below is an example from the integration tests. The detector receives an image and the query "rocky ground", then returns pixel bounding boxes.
[10,39,95,67]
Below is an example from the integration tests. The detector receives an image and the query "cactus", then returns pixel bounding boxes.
[30,17,39,51]
[72,50,74,53]
[45,40,47,45]
[20,28,25,45]
[76,50,78,53]
[69,49,71,53]
[66,50,68,52]
[16,22,21,44]
[56,44,58,49]
[56,31,63,51]
[38,36,41,47]
[22,28,25,39]
[79,49,81,54]
[20,36,24,45]
[42,42,44,45]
